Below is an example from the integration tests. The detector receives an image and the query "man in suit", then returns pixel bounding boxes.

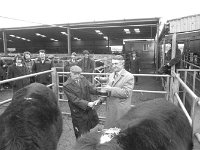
[63,65,106,139]
[130,51,140,84]
[78,50,95,83]
[101,55,134,129]
[32,50,53,85]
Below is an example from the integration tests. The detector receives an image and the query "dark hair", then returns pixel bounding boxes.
[14,55,24,62]
[83,50,89,55]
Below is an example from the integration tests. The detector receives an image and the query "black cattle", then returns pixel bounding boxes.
[74,98,192,150]
[0,83,63,150]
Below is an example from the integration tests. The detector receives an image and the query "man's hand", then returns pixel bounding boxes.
[88,102,95,108]
[102,85,112,91]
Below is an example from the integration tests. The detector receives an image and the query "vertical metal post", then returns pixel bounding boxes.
[169,33,177,102]
[155,23,160,71]
[183,71,187,105]
[2,31,8,56]
[193,71,197,92]
[173,73,180,105]
[163,38,166,66]
[67,27,71,55]
[165,76,170,101]
[51,67,59,101]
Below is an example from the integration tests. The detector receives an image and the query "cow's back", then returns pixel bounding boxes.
[0,83,63,150]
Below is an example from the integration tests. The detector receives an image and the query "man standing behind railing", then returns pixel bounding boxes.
[78,50,95,83]
[7,55,30,93]
[32,50,53,85]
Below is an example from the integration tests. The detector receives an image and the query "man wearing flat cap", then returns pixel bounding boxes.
[32,49,53,85]
[78,50,95,83]
[63,65,106,139]
[96,55,134,129]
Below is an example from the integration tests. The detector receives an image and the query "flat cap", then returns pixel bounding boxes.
[71,52,77,56]
[83,50,89,55]
[39,49,46,53]
[23,51,31,55]
[70,65,82,73]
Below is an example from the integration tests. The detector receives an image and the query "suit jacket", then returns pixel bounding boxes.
[104,69,134,129]
[130,57,140,74]
[63,76,99,129]
[7,64,30,92]
[32,58,53,85]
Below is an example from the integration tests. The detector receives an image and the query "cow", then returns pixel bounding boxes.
[74,98,193,150]
[0,83,63,150]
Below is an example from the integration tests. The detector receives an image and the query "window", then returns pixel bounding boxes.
[143,44,149,51]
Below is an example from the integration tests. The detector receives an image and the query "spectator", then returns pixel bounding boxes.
[64,52,78,72]
[23,51,34,83]
[32,50,53,85]
[78,50,95,83]
[7,55,30,93]
[130,51,141,84]
[63,65,106,139]
[0,56,6,91]
[98,55,134,129]
[165,43,182,71]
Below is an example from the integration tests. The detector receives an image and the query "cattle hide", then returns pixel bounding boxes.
[0,83,63,150]
[74,98,192,150]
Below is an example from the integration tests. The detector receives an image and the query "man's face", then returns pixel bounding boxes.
[84,54,89,59]
[39,52,45,59]
[16,58,22,64]
[71,55,76,59]
[25,54,31,59]
[70,72,81,80]
[112,59,124,72]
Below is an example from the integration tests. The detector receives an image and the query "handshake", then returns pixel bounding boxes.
[87,97,105,109]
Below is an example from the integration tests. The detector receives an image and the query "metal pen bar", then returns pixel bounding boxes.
[0,70,53,84]
[175,93,192,126]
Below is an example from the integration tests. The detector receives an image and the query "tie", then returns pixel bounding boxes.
[75,80,80,86]
[114,72,119,79]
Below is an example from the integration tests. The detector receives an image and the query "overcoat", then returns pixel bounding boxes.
[7,64,30,93]
[63,75,99,138]
[104,69,134,129]
[130,57,140,74]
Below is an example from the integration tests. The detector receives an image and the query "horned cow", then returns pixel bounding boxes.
[0,83,63,150]
[74,98,192,150]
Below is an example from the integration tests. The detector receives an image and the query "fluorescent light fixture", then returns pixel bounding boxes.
[61,32,68,35]
[21,38,26,40]
[41,35,46,38]
[124,29,130,32]
[98,32,103,35]
[95,30,101,33]
[26,39,31,42]
[8,40,13,42]
[35,33,41,36]
[103,36,108,40]
[16,36,21,39]
[134,28,140,33]
[9,35,15,37]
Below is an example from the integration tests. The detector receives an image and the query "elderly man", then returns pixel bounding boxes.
[99,55,134,129]
[63,65,106,139]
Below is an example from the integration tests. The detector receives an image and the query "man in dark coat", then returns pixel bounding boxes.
[7,55,30,93]
[78,50,95,83]
[130,51,140,84]
[165,44,182,71]
[0,57,6,91]
[32,49,53,85]
[63,65,105,139]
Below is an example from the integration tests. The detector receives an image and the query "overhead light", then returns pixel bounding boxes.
[26,39,31,42]
[98,32,103,35]
[74,37,81,40]
[95,30,101,33]
[134,28,140,33]
[36,33,46,37]
[124,29,130,32]
[16,36,21,39]
[8,40,13,42]
[9,35,15,37]
[61,32,68,35]
[21,38,26,40]
[103,36,108,40]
